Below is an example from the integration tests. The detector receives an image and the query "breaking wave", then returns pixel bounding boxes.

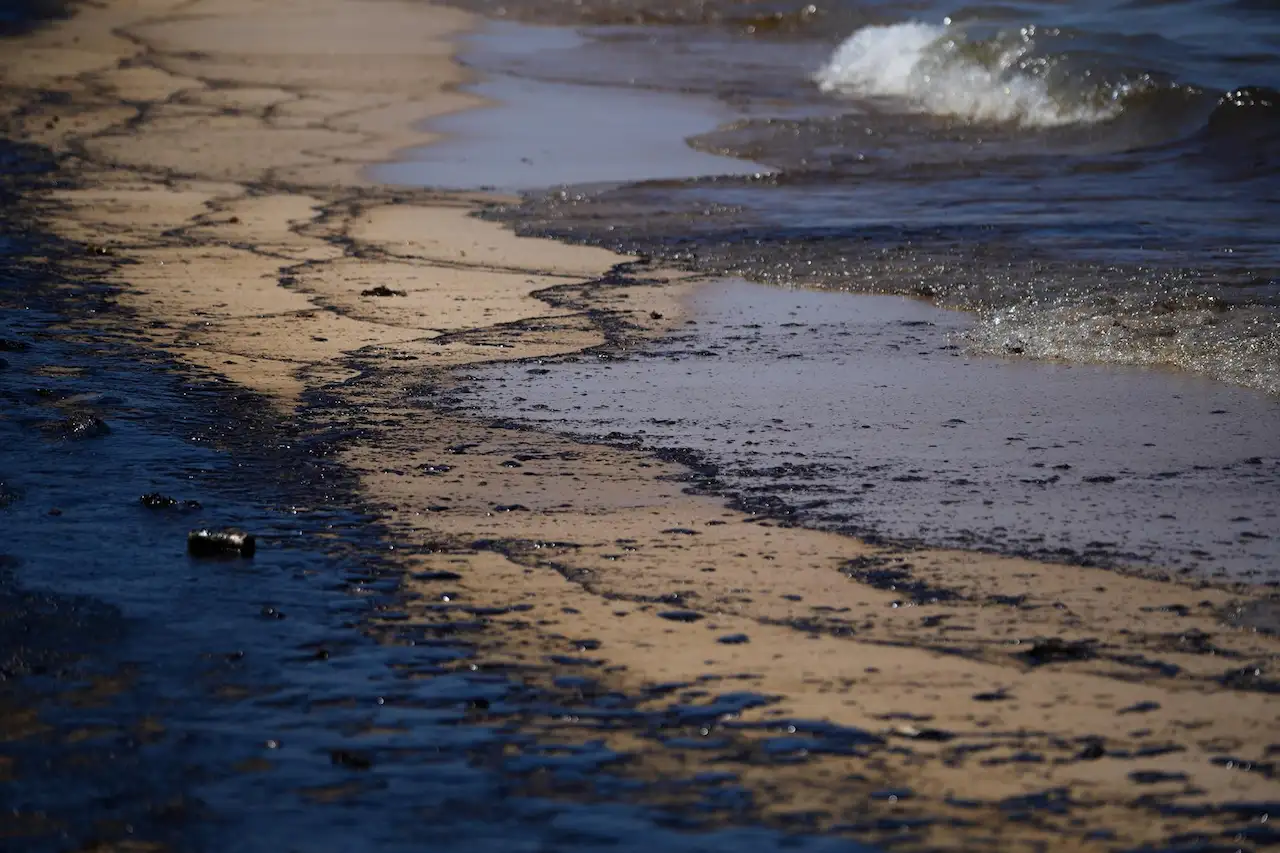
[814,22,1116,128]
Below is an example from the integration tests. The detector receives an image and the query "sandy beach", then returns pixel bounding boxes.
[2,0,1277,849]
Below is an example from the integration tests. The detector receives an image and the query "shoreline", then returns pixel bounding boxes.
[462,277,1280,582]
[2,0,1278,850]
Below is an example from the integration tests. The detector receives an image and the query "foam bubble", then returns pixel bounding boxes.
[814,22,1114,128]
[963,297,1280,396]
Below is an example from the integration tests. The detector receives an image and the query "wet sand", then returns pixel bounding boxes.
[2,1,1278,850]
[465,280,1280,580]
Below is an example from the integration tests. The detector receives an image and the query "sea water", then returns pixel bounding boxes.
[443,0,1278,394]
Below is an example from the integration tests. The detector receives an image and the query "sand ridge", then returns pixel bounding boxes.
[2,0,1277,849]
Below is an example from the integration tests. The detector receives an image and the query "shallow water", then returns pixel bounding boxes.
[431,0,1279,394]
[459,277,1280,581]
[375,23,767,190]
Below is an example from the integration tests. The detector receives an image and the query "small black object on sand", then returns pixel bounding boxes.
[1015,637,1097,666]
[360,285,406,297]
[188,528,256,558]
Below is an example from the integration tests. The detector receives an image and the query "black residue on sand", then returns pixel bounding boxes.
[452,278,1280,589]
[0,119,899,853]
[0,135,440,850]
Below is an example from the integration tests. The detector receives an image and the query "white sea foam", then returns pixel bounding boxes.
[814,22,1113,128]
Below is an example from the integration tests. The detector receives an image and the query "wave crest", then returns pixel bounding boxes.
[814,22,1115,128]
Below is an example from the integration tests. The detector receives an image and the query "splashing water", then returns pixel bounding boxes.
[814,22,1116,127]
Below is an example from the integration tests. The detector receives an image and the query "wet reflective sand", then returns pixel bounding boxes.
[463,278,1280,581]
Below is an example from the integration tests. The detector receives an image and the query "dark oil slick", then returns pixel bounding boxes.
[0,63,878,853]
